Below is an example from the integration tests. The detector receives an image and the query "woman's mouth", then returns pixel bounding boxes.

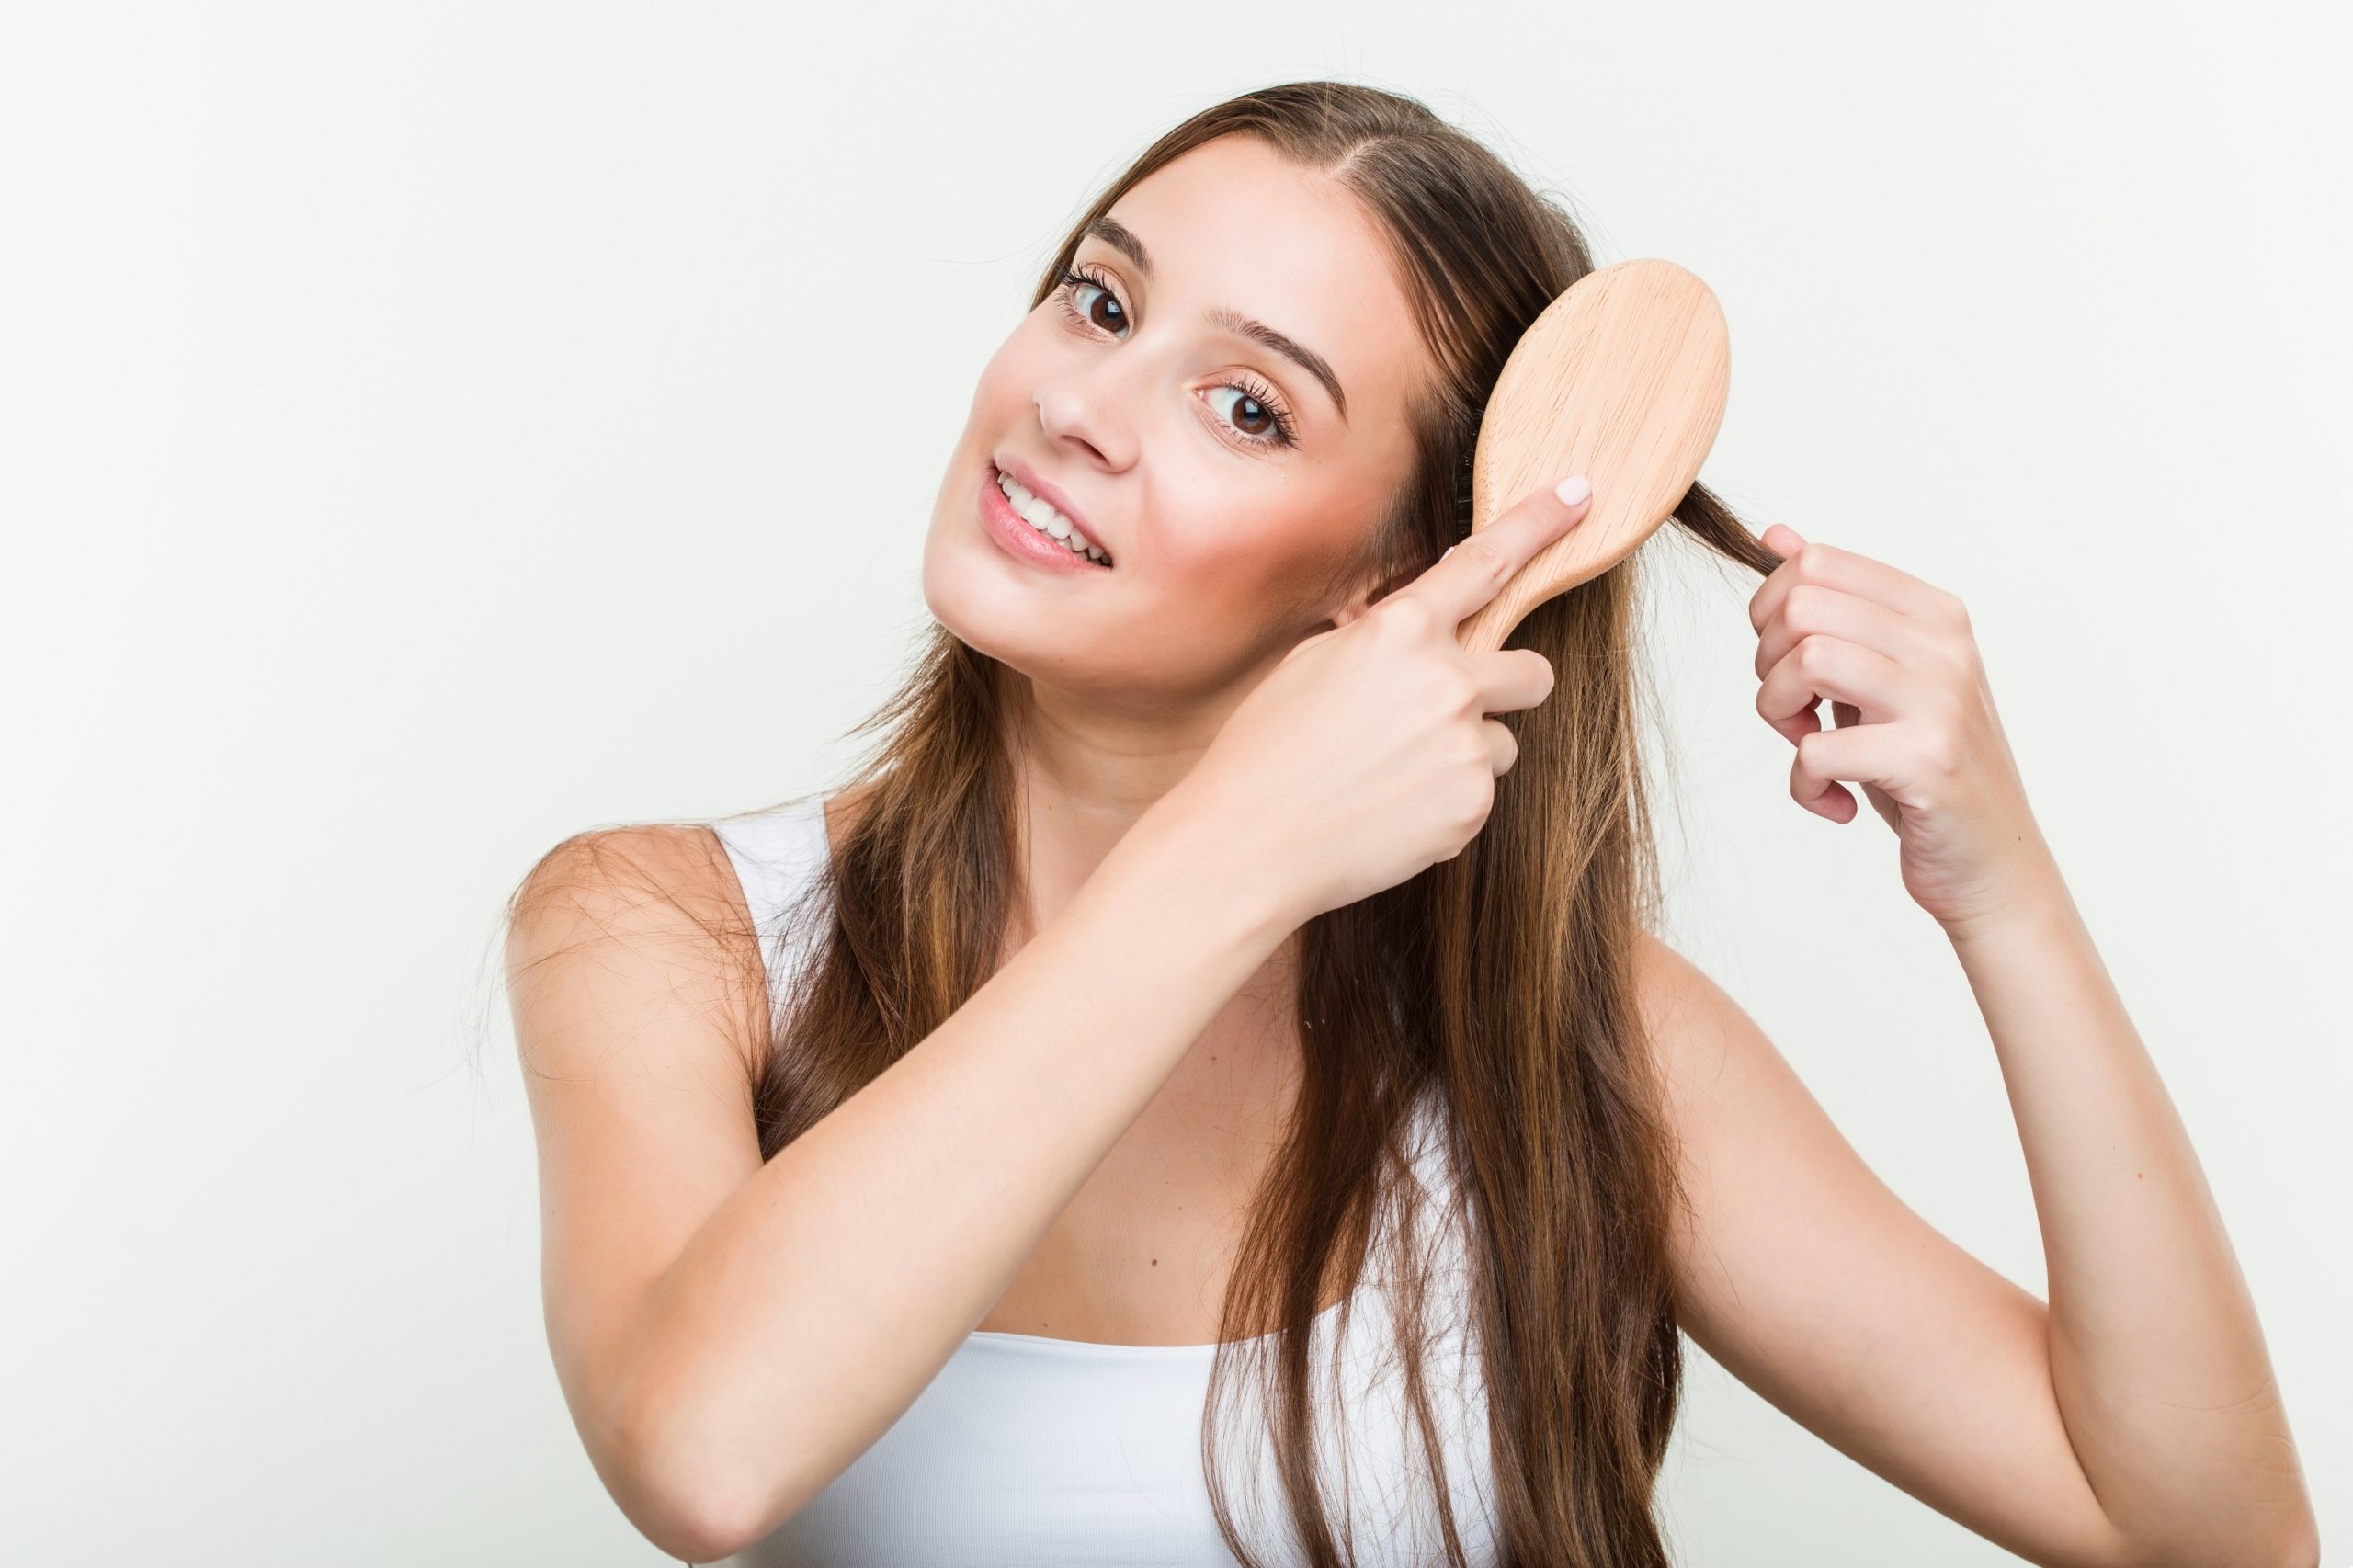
[981,461,1114,571]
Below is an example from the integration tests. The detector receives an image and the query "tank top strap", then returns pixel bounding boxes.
[706,793,833,1024]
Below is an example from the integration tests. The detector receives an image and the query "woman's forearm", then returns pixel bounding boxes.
[1942,868,2318,1566]
[616,790,1299,1553]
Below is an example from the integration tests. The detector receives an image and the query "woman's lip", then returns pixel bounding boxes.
[979,463,1113,574]
[991,454,1113,560]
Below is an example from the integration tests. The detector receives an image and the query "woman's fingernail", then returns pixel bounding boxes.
[1555,474,1591,506]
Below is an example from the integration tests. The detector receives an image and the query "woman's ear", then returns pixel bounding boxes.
[1326,553,1429,629]
[1302,537,1431,638]
[1318,582,1381,634]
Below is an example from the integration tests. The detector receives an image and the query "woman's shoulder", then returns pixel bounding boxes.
[507,779,873,1007]
[506,781,871,1077]
[512,815,748,934]
[505,816,777,1085]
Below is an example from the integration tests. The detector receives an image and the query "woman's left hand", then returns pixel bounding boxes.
[1748,522,2059,933]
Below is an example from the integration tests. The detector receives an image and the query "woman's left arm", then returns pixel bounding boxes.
[1746,522,2319,1564]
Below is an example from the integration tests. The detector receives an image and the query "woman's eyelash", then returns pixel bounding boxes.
[1051,263,1301,449]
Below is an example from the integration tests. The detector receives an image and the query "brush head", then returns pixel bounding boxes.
[1456,258,1731,655]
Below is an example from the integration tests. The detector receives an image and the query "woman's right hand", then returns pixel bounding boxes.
[1167,475,1595,926]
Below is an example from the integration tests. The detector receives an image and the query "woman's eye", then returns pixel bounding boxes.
[1205,385,1287,445]
[1063,270,1127,335]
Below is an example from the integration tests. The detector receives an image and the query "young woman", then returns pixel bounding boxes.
[504,83,2317,1568]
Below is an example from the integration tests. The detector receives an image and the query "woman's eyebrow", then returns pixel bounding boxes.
[1084,215,1349,424]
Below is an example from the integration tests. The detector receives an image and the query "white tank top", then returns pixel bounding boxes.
[706,795,1501,1567]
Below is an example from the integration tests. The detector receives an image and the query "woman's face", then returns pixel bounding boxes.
[922,133,1431,710]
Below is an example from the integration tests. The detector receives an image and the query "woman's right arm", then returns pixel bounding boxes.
[512,481,1589,1561]
[506,793,1298,1562]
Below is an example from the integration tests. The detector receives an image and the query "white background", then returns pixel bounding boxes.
[4,3,2345,1562]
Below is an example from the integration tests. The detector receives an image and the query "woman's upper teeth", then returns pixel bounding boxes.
[997,469,1111,564]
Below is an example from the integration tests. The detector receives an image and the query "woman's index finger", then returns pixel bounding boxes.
[1394,477,1593,630]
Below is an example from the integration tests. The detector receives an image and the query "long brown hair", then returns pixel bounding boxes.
[587,81,1779,1568]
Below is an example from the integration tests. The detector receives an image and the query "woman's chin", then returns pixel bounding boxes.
[922,570,1041,669]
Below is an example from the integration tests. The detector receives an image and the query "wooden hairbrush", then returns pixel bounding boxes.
[1454,258,1731,655]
